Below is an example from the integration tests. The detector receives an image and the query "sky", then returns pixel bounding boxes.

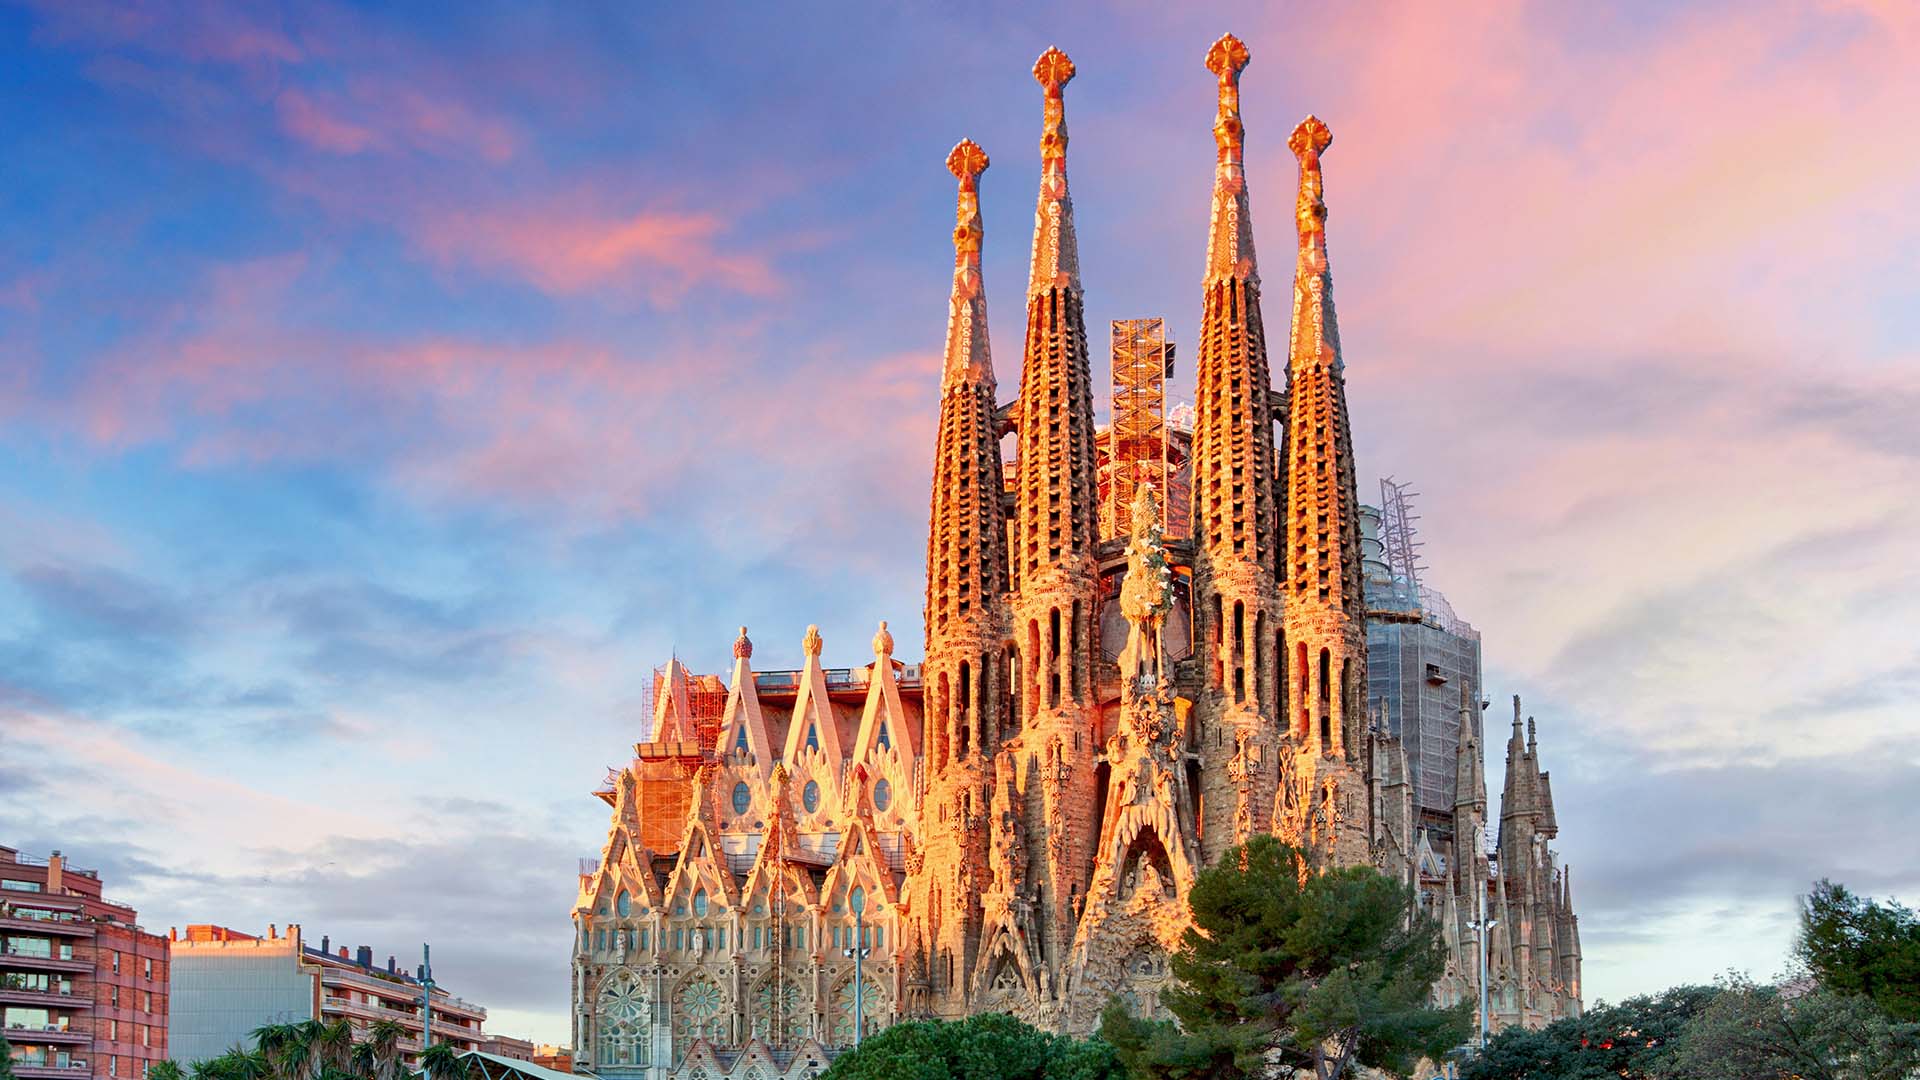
[3,0,1918,1048]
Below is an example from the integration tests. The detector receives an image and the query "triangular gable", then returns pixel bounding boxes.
[782,626,847,763]
[852,626,917,764]
[653,657,698,743]
[662,766,740,910]
[819,809,900,913]
[717,628,776,766]
[739,765,818,912]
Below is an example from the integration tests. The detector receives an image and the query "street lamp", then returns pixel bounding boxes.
[841,887,872,1047]
[420,944,435,1079]
[1466,899,1500,1049]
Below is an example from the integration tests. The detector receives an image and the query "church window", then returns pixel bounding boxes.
[638,928,648,950]
[673,927,684,950]
[805,723,819,752]
[872,778,892,811]
[752,925,762,949]
[803,780,821,813]
[874,925,884,949]
[850,885,865,913]
[616,890,631,917]
[595,929,605,952]
[735,726,750,754]
[876,722,890,750]
[693,888,709,917]
[732,782,751,816]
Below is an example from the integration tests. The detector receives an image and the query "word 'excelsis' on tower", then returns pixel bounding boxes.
[570,35,1582,1080]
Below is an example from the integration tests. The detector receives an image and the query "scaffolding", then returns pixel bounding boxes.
[1104,318,1186,538]
[1378,476,1427,609]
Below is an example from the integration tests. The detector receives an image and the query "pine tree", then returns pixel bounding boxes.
[1101,834,1468,1080]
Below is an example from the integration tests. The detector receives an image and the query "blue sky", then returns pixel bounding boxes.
[3,0,1918,1045]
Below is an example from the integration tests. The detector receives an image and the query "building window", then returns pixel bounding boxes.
[692,889,709,917]
[112,951,121,974]
[872,778,892,812]
[143,958,152,980]
[0,879,42,892]
[615,890,631,918]
[803,780,821,813]
[637,928,648,951]
[732,782,751,815]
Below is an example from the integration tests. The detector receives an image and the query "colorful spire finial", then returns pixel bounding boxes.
[872,619,894,658]
[802,624,823,658]
[1034,47,1074,163]
[947,139,989,272]
[1290,115,1333,238]
[733,625,753,660]
[1206,34,1251,163]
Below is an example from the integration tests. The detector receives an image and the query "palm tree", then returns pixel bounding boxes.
[416,1042,469,1080]
[148,1062,187,1080]
[362,1021,408,1080]
[193,1048,268,1080]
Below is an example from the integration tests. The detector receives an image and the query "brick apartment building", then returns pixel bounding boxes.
[1,846,169,1080]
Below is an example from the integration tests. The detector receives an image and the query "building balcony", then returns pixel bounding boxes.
[1,950,93,975]
[13,1061,93,1079]
[0,914,97,937]
[0,984,91,1008]
[2,1024,94,1045]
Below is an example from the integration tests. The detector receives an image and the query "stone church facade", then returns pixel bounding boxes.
[570,36,1581,1080]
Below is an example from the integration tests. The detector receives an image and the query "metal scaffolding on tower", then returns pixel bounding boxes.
[1106,318,1182,538]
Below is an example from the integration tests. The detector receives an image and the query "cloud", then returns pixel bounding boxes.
[412,203,778,300]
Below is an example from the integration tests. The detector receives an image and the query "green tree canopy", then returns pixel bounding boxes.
[1460,984,1718,1080]
[1659,974,1920,1080]
[2,1033,18,1080]
[820,1012,1124,1080]
[1100,834,1468,1080]
[1799,879,1920,1022]
[148,1062,187,1080]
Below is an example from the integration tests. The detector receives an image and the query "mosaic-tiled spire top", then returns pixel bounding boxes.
[1283,114,1363,618]
[926,140,1009,643]
[1203,33,1258,285]
[943,140,994,387]
[1027,46,1080,299]
[1014,46,1099,584]
[1192,33,1280,593]
[1287,115,1340,373]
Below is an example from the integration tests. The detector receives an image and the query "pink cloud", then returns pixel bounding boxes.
[414,204,781,301]
[275,88,378,154]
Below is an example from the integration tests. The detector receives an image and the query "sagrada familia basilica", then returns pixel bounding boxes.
[570,35,1582,1080]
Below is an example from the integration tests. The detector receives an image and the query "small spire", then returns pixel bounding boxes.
[1527,716,1537,756]
[1027,46,1080,298]
[1203,34,1259,284]
[1205,34,1251,165]
[802,624,823,658]
[1289,115,1332,238]
[942,139,995,385]
[733,625,753,660]
[872,619,894,659]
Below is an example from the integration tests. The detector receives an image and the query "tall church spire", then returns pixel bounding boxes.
[916,139,1013,1020]
[1009,44,1102,1000]
[1187,33,1283,858]
[1281,115,1366,759]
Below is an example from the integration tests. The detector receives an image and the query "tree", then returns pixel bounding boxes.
[2,1033,18,1080]
[1799,880,1920,1022]
[1100,834,1469,1080]
[1459,984,1718,1080]
[820,1012,1125,1080]
[149,1062,187,1080]
[417,1042,474,1080]
[1659,974,1920,1080]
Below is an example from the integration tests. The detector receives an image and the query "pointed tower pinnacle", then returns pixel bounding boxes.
[1203,33,1258,283]
[1280,113,1366,762]
[1188,36,1283,815]
[1028,47,1080,298]
[944,140,994,384]
[918,139,1013,1019]
[1010,43,1102,995]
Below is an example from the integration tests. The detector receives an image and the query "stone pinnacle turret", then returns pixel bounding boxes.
[1187,33,1284,859]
